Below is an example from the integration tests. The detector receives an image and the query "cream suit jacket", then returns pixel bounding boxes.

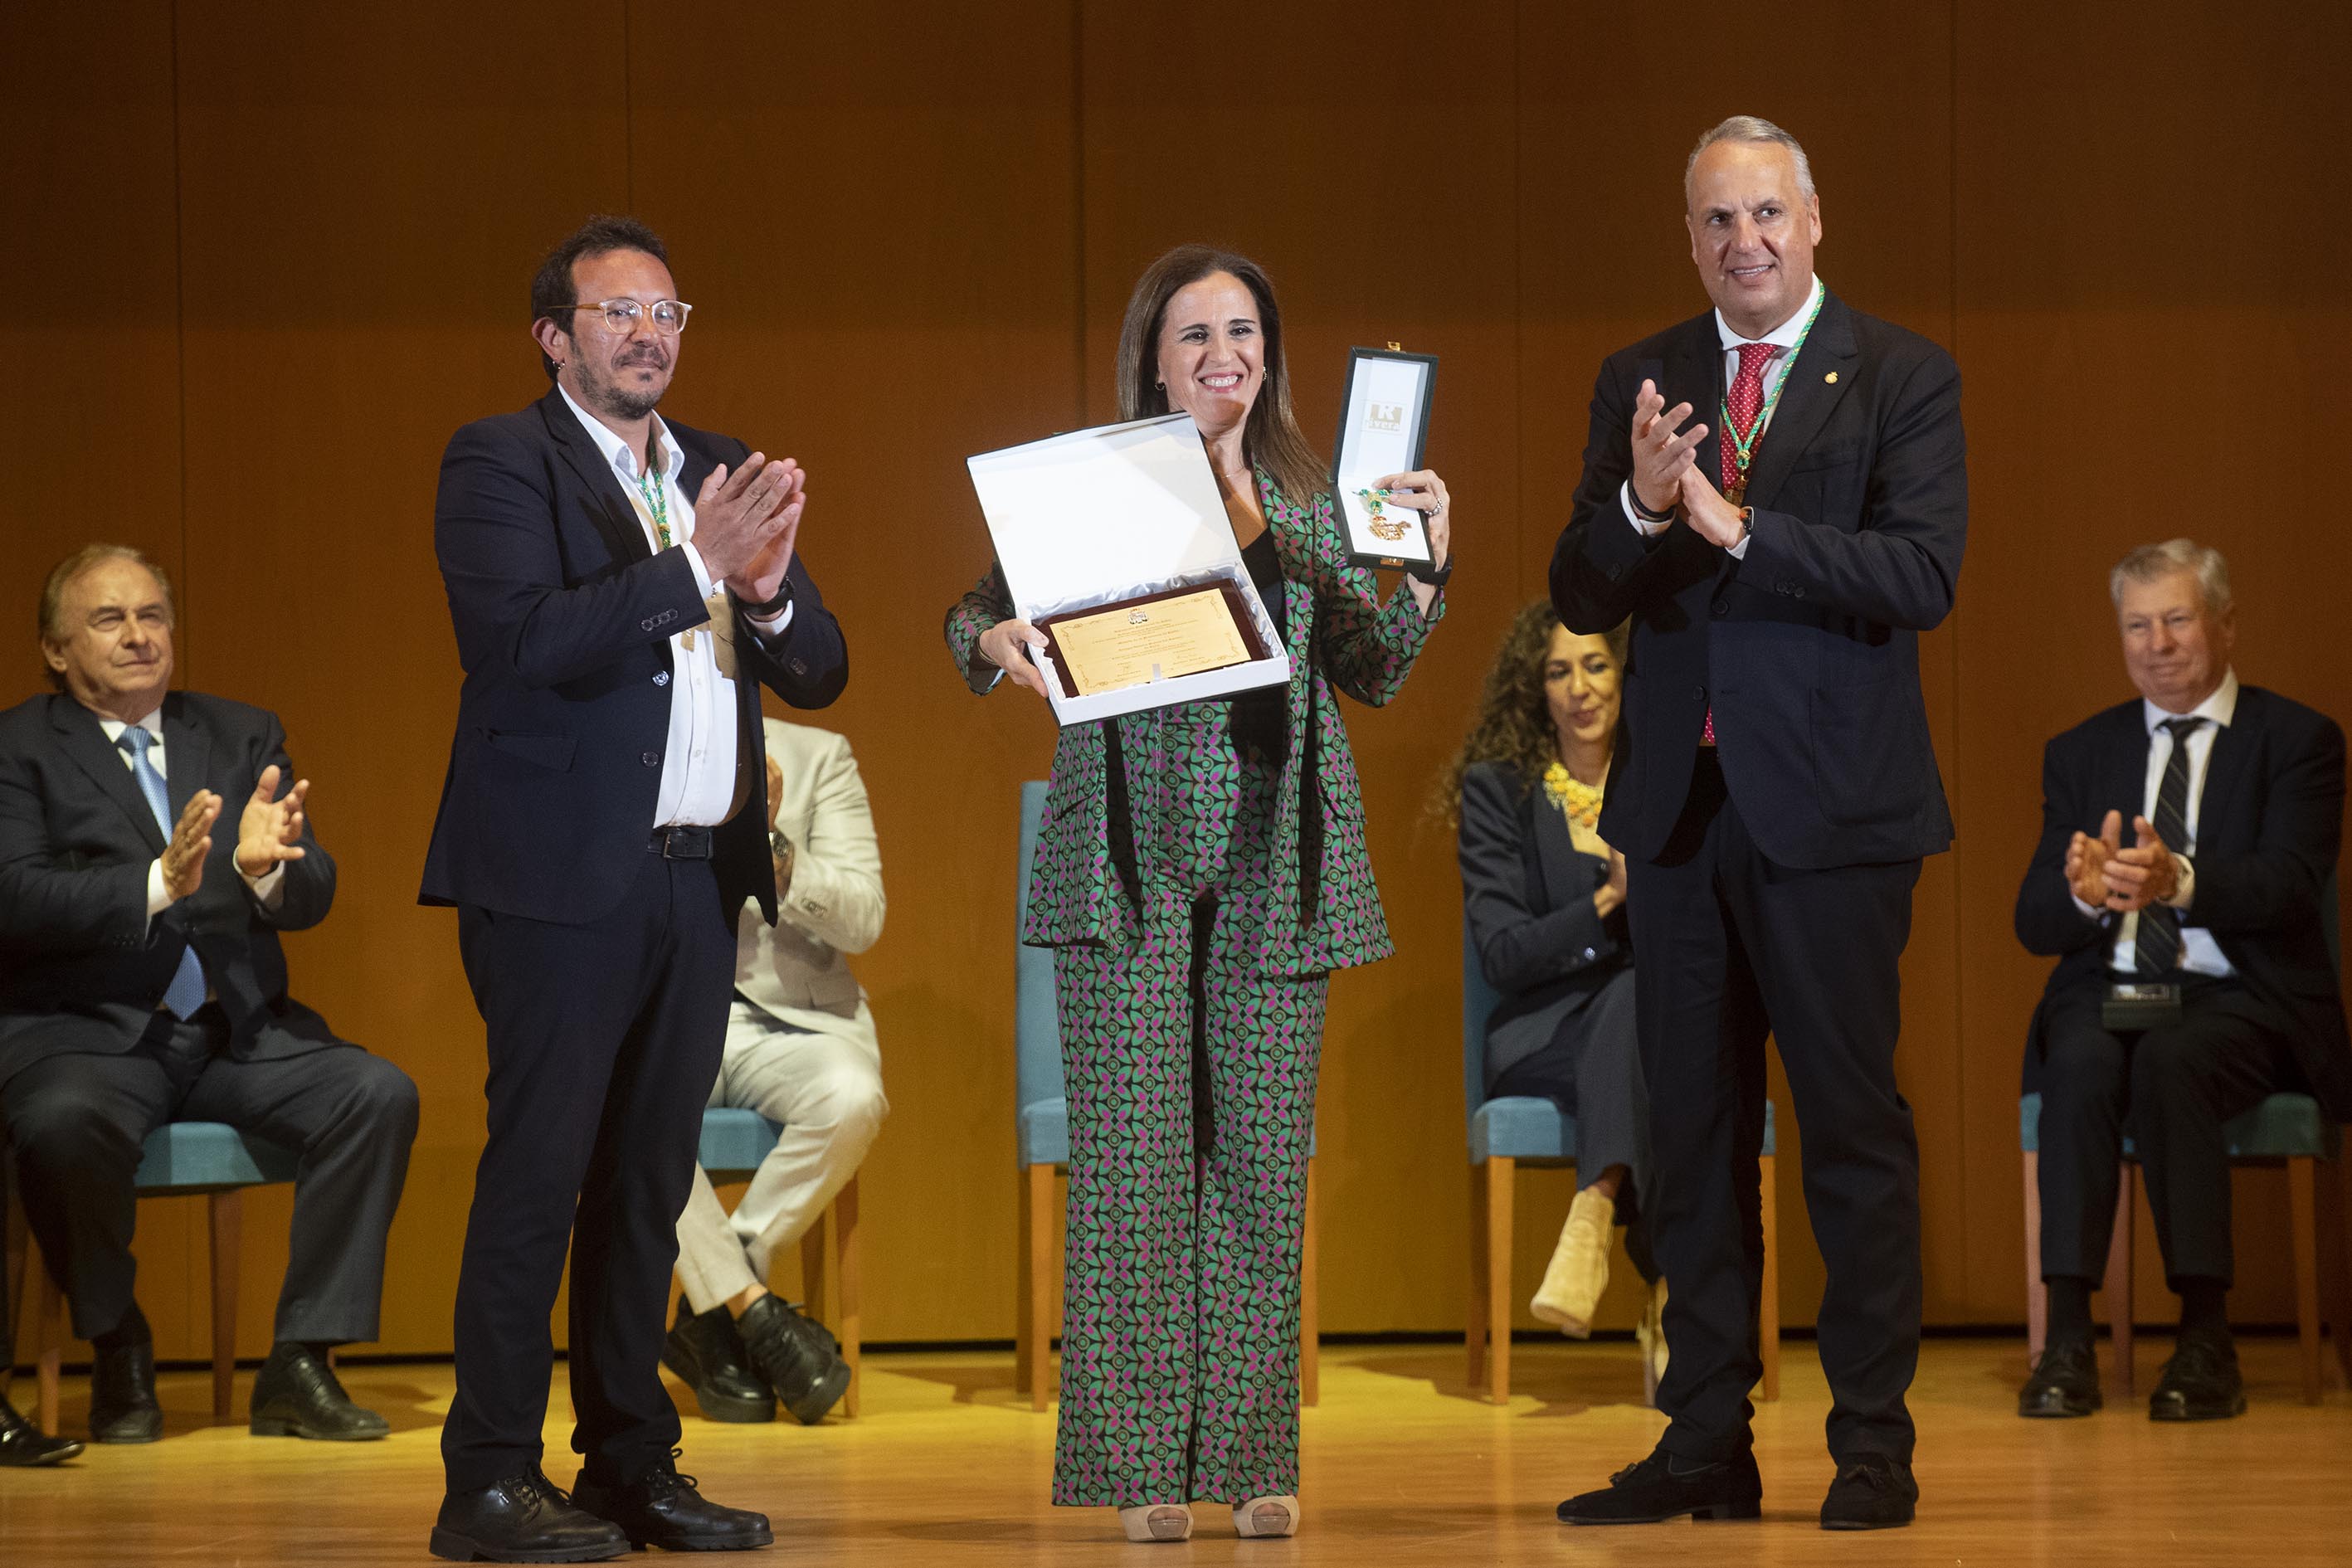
[733,718,884,1043]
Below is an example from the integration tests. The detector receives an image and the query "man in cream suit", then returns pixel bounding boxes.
[662,718,886,1425]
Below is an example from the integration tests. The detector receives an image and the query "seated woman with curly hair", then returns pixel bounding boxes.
[1439,599,1661,1382]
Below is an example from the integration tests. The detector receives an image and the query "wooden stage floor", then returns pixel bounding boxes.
[2,1335,2347,1565]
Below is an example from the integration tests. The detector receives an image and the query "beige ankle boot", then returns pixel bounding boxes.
[1232,1495,1299,1537]
[1118,1504,1193,1542]
[1530,1186,1614,1337]
[1636,1275,1669,1405]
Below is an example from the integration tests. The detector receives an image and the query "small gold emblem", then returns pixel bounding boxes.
[1824,371,1839,384]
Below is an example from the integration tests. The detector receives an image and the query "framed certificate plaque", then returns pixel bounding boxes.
[1332,345,1439,570]
[966,412,1291,727]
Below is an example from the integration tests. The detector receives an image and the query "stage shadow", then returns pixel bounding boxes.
[874,1354,1040,1410]
[1347,1345,1656,1416]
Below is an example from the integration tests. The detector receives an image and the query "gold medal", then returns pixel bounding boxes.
[1357,487,1408,542]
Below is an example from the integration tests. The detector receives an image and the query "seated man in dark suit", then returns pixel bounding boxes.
[2014,538,2349,1421]
[0,544,418,1444]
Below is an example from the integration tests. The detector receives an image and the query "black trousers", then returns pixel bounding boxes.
[2037,977,2296,1291]
[442,850,734,1494]
[1487,964,1658,1281]
[1628,752,1923,1466]
[0,1007,416,1343]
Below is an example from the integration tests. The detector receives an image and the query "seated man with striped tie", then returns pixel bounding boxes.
[2014,538,2349,1422]
[0,544,417,1445]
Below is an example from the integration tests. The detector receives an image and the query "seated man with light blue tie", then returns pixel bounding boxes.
[0,544,417,1445]
[2014,539,2349,1423]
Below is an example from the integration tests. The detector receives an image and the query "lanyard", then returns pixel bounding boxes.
[1720,289,1827,484]
[635,460,674,551]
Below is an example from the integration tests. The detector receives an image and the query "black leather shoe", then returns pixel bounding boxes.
[89,1339,163,1444]
[249,1342,390,1439]
[2018,1337,2102,1418]
[1557,1448,1762,1525]
[2150,1332,2246,1421]
[736,1293,849,1425]
[430,1468,631,1563]
[1820,1454,1917,1530]
[572,1454,773,1551]
[662,1297,775,1424]
[0,1392,83,1466]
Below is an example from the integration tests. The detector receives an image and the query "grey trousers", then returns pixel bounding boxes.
[0,1007,417,1343]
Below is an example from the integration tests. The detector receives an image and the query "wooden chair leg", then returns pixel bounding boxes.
[1024,1164,1055,1412]
[798,1212,831,1328]
[1484,1157,1513,1405]
[834,1175,862,1418]
[2330,1151,2352,1386]
[1465,1162,1489,1391]
[1013,1168,1033,1396]
[211,1190,243,1423]
[2104,1164,2135,1398]
[36,1245,64,1436]
[2290,1155,2323,1405]
[1298,1158,1319,1408]
[1758,1152,1780,1403]
[2023,1150,2047,1366]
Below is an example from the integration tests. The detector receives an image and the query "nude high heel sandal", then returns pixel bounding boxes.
[1232,1496,1299,1537]
[1118,1504,1193,1542]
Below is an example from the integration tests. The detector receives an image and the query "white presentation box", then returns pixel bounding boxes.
[1333,346,1439,570]
[966,411,1292,728]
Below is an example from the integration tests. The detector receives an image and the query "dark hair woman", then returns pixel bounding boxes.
[1442,600,1663,1390]
[947,245,1451,1543]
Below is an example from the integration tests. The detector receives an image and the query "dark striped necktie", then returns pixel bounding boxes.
[2132,716,2206,977]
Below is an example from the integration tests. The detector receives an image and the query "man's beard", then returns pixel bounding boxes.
[578,351,669,421]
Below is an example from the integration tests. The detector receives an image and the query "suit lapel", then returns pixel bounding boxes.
[1742,293,1859,513]
[2194,695,2257,854]
[162,694,212,825]
[2108,704,2153,830]
[538,388,654,569]
[1527,786,1585,910]
[1664,314,1722,485]
[49,695,168,855]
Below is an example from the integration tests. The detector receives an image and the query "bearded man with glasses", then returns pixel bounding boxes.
[422,215,848,1562]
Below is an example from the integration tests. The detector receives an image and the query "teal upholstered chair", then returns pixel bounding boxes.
[1012,782,1319,1412]
[2021,875,2352,1402]
[694,1107,863,1417]
[7,1121,297,1432]
[1463,923,1782,1405]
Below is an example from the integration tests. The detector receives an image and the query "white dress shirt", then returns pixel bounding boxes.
[94,706,285,922]
[558,387,791,829]
[1622,272,1828,562]
[2070,670,2238,978]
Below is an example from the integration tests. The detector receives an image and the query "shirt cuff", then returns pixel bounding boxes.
[1726,529,1752,560]
[242,862,288,910]
[747,598,796,640]
[2163,853,2195,910]
[681,540,717,600]
[2070,891,2106,922]
[1620,481,1673,538]
[145,859,171,922]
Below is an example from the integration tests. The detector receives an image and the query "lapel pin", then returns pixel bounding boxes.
[1824,371,1839,384]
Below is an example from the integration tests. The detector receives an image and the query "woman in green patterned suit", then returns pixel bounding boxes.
[946,246,1450,1543]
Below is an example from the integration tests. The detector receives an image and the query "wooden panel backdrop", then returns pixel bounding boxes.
[6,0,2345,1366]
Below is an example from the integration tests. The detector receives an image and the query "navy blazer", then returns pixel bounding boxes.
[2014,685,2351,1119]
[421,388,849,927]
[0,690,351,1087]
[1458,761,1629,1088]
[1550,293,1966,869]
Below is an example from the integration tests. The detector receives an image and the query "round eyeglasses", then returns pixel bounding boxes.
[560,298,694,336]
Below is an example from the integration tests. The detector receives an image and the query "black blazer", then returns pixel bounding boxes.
[1549,292,1966,869]
[2014,685,2351,1118]
[421,388,849,927]
[0,690,350,1088]
[1458,761,1629,1088]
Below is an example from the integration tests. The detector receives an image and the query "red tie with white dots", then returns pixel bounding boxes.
[1702,341,1780,747]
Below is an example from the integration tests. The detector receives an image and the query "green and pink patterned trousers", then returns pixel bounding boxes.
[1049,751,1326,1507]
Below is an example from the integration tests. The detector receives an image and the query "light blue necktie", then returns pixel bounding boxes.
[119,726,207,1019]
